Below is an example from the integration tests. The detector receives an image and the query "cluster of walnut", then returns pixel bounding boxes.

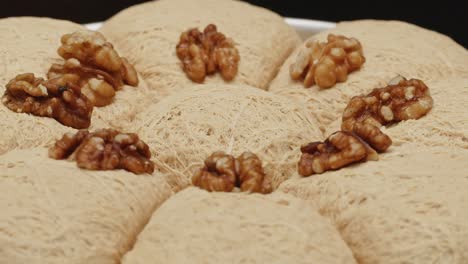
[51,31,139,106]
[2,30,139,128]
[298,76,433,176]
[192,151,272,194]
[176,24,240,83]
[290,34,365,88]
[2,73,93,129]
[49,129,154,174]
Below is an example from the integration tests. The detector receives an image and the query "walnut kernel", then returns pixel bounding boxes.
[192,151,271,194]
[290,34,365,88]
[49,129,154,174]
[2,73,93,129]
[342,76,433,152]
[51,30,139,106]
[176,24,240,83]
[236,152,272,194]
[298,131,377,176]
[192,151,237,192]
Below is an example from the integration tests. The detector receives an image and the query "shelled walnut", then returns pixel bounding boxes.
[290,34,365,88]
[192,151,237,192]
[236,152,272,194]
[176,24,240,83]
[298,76,434,176]
[49,30,139,106]
[2,73,93,129]
[298,131,377,176]
[342,76,433,152]
[49,129,154,174]
[192,151,271,194]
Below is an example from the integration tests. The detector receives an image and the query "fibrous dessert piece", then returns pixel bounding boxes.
[135,84,322,190]
[49,128,154,174]
[0,17,151,155]
[298,76,433,176]
[298,131,377,177]
[270,20,467,132]
[2,73,93,129]
[280,145,468,264]
[192,151,237,192]
[1,29,141,129]
[0,148,172,264]
[192,151,272,194]
[342,76,433,152]
[236,151,272,193]
[290,34,365,88]
[176,24,239,83]
[49,30,139,106]
[121,188,357,264]
[100,0,301,97]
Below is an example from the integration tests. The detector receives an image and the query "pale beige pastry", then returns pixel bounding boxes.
[100,0,301,97]
[135,83,323,190]
[0,148,173,264]
[324,77,468,150]
[279,144,468,264]
[122,187,357,264]
[0,17,154,155]
[269,20,468,132]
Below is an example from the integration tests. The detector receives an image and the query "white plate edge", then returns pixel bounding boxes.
[84,17,336,39]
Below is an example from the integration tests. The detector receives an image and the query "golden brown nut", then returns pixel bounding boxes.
[192,151,237,192]
[50,30,139,106]
[290,34,365,89]
[236,152,272,194]
[298,131,377,177]
[342,76,433,152]
[192,151,271,194]
[176,24,240,83]
[2,73,93,129]
[49,129,154,174]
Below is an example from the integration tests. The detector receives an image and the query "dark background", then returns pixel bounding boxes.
[1,0,466,48]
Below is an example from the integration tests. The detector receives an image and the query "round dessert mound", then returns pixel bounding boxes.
[122,187,356,264]
[135,84,323,190]
[0,148,172,264]
[323,77,468,150]
[279,144,468,264]
[269,20,468,132]
[0,17,154,155]
[100,0,301,97]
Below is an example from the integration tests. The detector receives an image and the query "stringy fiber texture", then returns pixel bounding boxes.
[135,84,323,190]
[279,144,468,264]
[122,187,357,264]
[0,148,173,264]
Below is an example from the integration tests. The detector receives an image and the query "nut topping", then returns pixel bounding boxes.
[298,131,377,176]
[236,152,272,194]
[2,73,93,129]
[290,34,365,88]
[342,76,433,152]
[192,151,237,192]
[176,24,240,83]
[50,31,139,106]
[192,151,272,194]
[298,76,433,176]
[49,129,154,174]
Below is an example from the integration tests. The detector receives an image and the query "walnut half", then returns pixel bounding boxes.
[176,24,240,83]
[49,129,154,174]
[290,34,365,89]
[192,151,272,194]
[298,131,377,176]
[50,30,139,107]
[2,73,93,129]
[342,76,433,152]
